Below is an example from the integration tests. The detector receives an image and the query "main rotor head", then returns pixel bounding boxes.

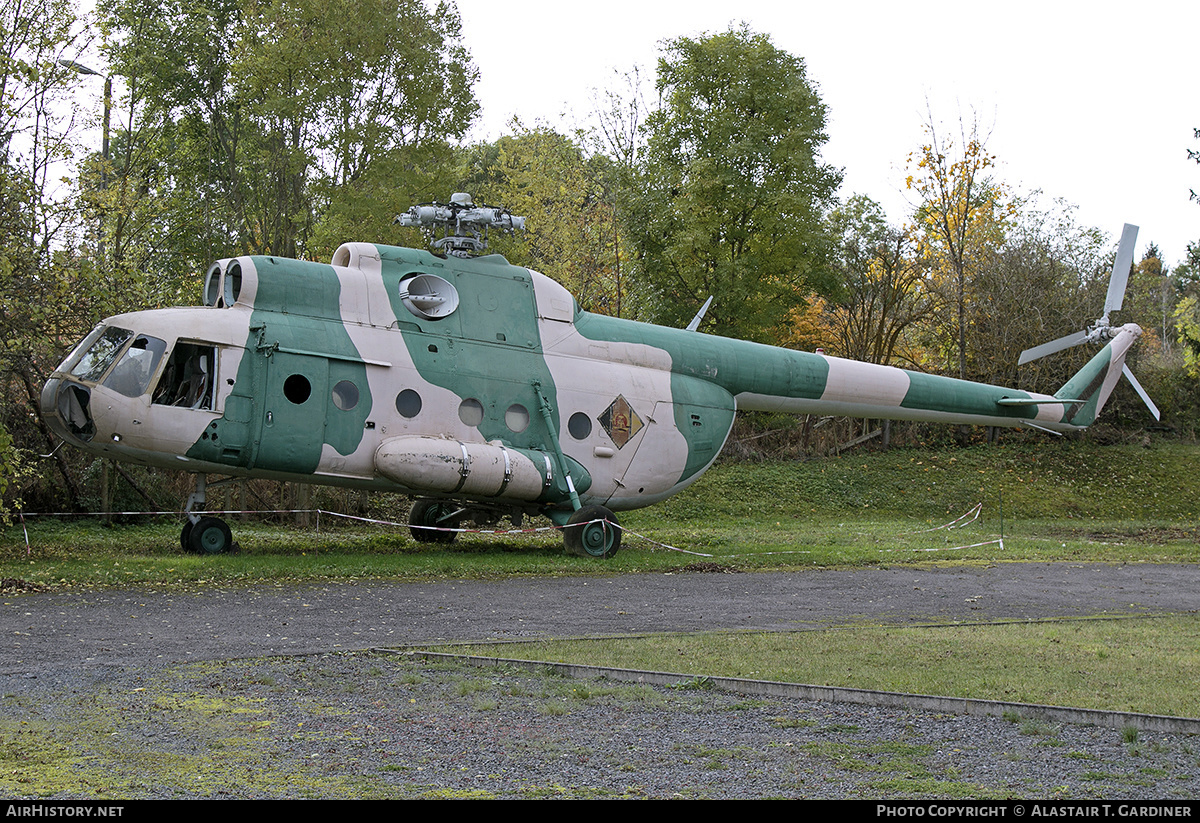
[395,193,525,257]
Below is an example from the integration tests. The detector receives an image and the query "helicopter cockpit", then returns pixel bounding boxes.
[41,312,230,463]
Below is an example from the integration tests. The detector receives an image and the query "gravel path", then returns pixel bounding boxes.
[2,563,1199,799]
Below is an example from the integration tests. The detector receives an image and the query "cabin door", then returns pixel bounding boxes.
[255,351,329,475]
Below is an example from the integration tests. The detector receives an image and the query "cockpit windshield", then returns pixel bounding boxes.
[69,326,134,382]
[63,325,169,399]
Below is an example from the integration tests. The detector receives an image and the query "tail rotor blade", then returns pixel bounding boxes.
[1018,329,1090,365]
[1122,364,1161,421]
[1103,223,1139,316]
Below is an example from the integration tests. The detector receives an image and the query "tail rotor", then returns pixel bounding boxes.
[1018,223,1159,421]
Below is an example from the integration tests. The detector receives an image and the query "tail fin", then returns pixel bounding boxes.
[1053,323,1143,427]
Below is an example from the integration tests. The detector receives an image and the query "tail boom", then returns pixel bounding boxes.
[732,327,1145,433]
[734,355,1082,433]
[573,313,1143,436]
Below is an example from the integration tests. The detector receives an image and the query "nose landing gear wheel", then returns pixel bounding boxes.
[563,505,621,558]
[187,516,233,554]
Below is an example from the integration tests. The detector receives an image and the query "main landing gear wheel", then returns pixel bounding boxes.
[187,516,233,555]
[409,499,460,544]
[563,505,621,559]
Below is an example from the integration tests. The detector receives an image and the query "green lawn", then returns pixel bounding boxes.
[3,439,1197,588]
[2,439,1198,720]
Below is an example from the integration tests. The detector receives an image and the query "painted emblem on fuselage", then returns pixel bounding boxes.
[599,395,643,449]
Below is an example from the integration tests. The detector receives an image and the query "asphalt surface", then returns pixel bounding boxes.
[4,562,1198,674]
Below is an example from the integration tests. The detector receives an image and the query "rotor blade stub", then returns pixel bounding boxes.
[686,296,714,332]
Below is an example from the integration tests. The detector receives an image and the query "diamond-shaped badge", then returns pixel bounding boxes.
[598,395,643,449]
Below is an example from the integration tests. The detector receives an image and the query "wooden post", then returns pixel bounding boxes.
[101,460,112,524]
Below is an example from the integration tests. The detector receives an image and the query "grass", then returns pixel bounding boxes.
[4,649,1195,800]
[434,615,1200,718]
[1,439,1198,728]
[2,439,1198,589]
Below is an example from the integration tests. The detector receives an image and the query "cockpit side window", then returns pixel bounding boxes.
[103,334,168,398]
[69,326,133,382]
[152,341,218,410]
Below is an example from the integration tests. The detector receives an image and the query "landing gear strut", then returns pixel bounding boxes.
[181,474,235,554]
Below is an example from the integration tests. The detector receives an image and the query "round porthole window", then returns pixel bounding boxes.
[458,398,484,427]
[332,380,359,410]
[396,389,422,418]
[505,404,529,433]
[283,374,311,404]
[568,412,592,440]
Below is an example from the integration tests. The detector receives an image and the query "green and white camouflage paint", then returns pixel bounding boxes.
[40,210,1149,557]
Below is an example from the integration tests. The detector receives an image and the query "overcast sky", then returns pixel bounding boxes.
[456,0,1198,266]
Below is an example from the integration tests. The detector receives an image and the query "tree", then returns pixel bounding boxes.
[969,198,1102,389]
[584,66,651,318]
[0,0,480,511]
[463,124,627,315]
[1122,243,1175,357]
[1177,296,1200,378]
[811,195,932,366]
[1,0,101,511]
[98,0,478,263]
[1172,240,1200,296]
[238,0,479,259]
[906,111,1011,378]
[589,65,649,175]
[625,25,842,343]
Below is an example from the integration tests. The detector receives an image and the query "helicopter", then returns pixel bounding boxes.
[40,195,1157,557]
